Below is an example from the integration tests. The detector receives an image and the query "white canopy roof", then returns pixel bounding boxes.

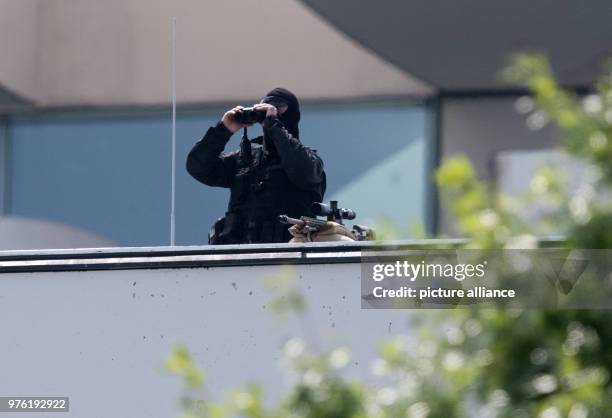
[0,216,115,250]
[302,0,612,91]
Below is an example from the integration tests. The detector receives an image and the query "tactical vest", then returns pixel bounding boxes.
[212,146,322,244]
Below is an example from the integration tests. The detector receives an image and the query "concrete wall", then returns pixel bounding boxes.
[0,0,430,107]
[0,262,411,417]
[0,0,40,101]
[0,121,8,214]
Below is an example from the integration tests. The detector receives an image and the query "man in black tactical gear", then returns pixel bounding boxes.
[186,88,326,244]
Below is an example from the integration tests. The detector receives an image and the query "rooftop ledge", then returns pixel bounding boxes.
[0,238,565,274]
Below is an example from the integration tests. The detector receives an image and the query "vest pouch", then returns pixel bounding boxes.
[229,170,251,206]
[246,220,260,243]
[274,220,288,243]
[260,221,274,243]
[208,217,225,245]
[218,212,243,244]
[262,164,290,191]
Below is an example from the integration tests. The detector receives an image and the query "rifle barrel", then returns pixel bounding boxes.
[278,215,304,225]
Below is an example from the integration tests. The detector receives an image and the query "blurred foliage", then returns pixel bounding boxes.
[167,53,612,417]
[439,52,612,248]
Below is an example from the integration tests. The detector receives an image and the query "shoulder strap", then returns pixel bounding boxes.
[238,127,252,168]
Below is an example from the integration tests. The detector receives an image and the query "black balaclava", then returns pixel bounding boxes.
[261,87,301,139]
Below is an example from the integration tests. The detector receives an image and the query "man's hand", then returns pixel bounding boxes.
[253,103,278,119]
[221,106,248,133]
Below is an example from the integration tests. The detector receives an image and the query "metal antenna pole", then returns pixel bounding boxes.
[170,17,177,246]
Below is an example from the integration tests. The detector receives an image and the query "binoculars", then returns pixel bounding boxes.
[234,107,267,125]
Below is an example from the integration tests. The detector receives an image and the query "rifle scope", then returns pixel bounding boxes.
[311,200,356,223]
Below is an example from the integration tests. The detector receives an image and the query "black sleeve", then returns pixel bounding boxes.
[262,117,324,190]
[186,121,238,188]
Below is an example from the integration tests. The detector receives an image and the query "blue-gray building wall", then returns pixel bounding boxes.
[5,103,429,246]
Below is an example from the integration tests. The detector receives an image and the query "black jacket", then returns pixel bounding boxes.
[186,116,326,244]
